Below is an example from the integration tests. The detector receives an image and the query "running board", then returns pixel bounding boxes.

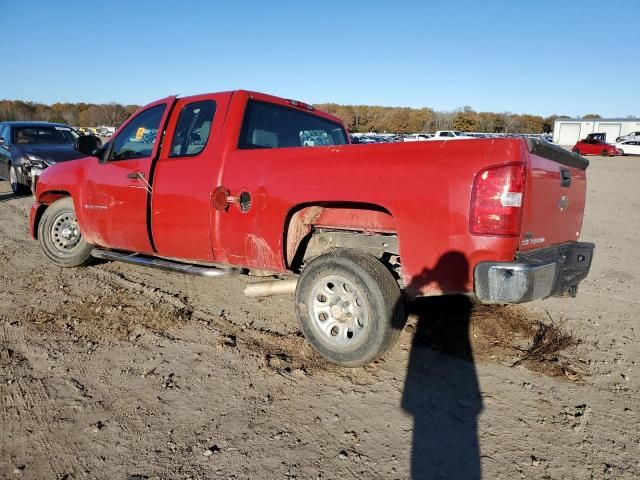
[91,249,237,278]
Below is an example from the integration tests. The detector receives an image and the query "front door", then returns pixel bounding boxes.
[82,97,175,253]
[584,140,596,154]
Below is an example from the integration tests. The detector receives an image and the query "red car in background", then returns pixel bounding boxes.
[572,138,620,156]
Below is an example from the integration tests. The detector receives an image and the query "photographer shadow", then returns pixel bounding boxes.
[400,251,482,479]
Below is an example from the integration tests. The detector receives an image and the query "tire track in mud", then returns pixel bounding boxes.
[42,264,329,374]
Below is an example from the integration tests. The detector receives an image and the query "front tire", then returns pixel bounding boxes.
[619,150,625,156]
[38,197,92,267]
[601,149,610,157]
[295,249,405,367]
[9,164,30,195]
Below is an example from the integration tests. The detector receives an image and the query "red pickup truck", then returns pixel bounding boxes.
[30,90,594,366]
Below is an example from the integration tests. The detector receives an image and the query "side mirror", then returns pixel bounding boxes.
[75,135,103,156]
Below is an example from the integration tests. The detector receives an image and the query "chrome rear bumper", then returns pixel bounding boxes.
[474,242,595,304]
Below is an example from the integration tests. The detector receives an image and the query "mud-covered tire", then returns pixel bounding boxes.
[295,249,405,367]
[9,164,30,196]
[38,197,92,268]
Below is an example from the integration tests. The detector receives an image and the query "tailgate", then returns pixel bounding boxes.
[519,140,589,251]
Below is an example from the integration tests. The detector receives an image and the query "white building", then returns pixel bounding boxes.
[554,118,640,145]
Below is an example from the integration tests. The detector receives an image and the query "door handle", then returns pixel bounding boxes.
[126,171,151,193]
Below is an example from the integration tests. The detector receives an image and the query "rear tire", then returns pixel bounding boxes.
[619,150,625,156]
[601,150,609,157]
[38,197,93,268]
[572,148,581,155]
[295,249,405,367]
[9,164,30,195]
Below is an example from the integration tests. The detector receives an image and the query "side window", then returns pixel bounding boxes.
[238,100,347,150]
[169,101,216,157]
[0,126,7,143]
[109,105,166,161]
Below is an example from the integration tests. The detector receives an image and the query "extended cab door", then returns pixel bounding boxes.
[150,93,232,261]
[82,97,175,253]
[212,92,350,270]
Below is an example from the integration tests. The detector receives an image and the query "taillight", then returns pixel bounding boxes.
[470,163,527,236]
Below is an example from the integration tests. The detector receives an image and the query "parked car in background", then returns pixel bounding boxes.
[572,138,620,156]
[0,122,94,195]
[614,140,640,156]
[429,130,474,140]
[403,134,432,142]
[615,131,640,143]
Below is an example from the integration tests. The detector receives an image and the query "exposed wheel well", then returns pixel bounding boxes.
[283,203,401,278]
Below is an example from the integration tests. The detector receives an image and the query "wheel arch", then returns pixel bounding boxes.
[283,202,400,272]
[32,190,73,240]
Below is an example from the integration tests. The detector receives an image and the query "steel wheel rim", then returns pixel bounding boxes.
[50,211,82,253]
[307,274,369,350]
[9,166,17,190]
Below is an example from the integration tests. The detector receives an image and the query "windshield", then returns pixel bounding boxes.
[13,126,78,145]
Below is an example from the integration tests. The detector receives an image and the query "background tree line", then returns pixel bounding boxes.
[0,98,578,134]
[316,103,574,134]
[0,100,139,127]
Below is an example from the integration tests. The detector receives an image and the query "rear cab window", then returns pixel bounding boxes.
[238,100,347,150]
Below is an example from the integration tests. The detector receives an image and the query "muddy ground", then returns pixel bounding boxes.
[1,155,639,479]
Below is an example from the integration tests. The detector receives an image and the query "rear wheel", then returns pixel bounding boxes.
[572,148,581,155]
[295,249,405,367]
[619,149,625,156]
[601,149,610,157]
[9,164,30,195]
[38,197,93,267]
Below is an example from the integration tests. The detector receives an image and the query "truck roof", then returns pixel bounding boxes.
[178,90,345,126]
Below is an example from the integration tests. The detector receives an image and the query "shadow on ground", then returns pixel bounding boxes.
[401,252,481,479]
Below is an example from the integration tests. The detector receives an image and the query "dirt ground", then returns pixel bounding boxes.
[1,154,639,480]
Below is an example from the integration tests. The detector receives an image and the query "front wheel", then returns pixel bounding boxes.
[38,197,93,267]
[618,150,625,156]
[572,148,581,155]
[601,150,610,157]
[295,249,405,367]
[9,164,30,195]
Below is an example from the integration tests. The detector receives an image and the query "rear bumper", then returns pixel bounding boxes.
[474,242,595,304]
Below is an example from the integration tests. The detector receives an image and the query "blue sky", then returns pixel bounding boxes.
[2,0,638,117]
